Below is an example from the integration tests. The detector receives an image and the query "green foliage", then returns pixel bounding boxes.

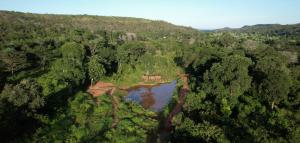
[60,42,85,61]
[1,78,44,112]
[174,36,299,142]
[0,79,45,142]
[0,48,29,75]
[37,72,68,96]
[215,32,236,47]
[48,42,86,85]
[0,10,299,143]
[34,92,158,143]
[253,49,292,108]
[203,55,252,97]
[51,58,85,85]
[88,55,106,84]
[173,115,229,143]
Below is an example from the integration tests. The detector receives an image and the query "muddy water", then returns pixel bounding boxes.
[124,80,177,112]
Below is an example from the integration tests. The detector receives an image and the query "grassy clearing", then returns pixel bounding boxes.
[107,51,181,87]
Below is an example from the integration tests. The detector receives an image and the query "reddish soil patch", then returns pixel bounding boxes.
[142,75,162,82]
[87,82,119,127]
[87,81,115,97]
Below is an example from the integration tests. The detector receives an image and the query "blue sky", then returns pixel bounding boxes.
[0,0,299,29]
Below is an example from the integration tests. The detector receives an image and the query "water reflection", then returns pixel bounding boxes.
[125,80,177,112]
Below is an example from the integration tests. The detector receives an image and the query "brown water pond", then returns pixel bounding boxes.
[124,80,177,112]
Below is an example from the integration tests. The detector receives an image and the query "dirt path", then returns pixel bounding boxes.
[87,82,115,97]
[109,87,120,128]
[88,83,120,128]
[165,74,189,130]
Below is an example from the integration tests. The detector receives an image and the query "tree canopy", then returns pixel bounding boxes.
[0,11,299,143]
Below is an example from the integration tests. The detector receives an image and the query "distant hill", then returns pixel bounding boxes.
[0,10,199,37]
[215,23,300,36]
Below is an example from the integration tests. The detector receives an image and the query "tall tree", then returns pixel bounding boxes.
[0,48,28,75]
[0,78,44,112]
[202,55,252,116]
[88,55,106,84]
[254,52,291,109]
[51,42,86,85]
[34,92,158,143]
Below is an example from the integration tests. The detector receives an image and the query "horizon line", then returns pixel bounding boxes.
[1,9,299,30]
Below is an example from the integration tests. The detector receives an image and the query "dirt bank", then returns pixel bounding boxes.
[165,74,189,130]
[110,87,119,128]
[87,82,115,97]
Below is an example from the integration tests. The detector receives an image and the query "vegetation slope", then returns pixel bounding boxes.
[0,11,299,143]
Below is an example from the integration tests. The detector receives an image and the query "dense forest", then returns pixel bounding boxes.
[0,11,299,143]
